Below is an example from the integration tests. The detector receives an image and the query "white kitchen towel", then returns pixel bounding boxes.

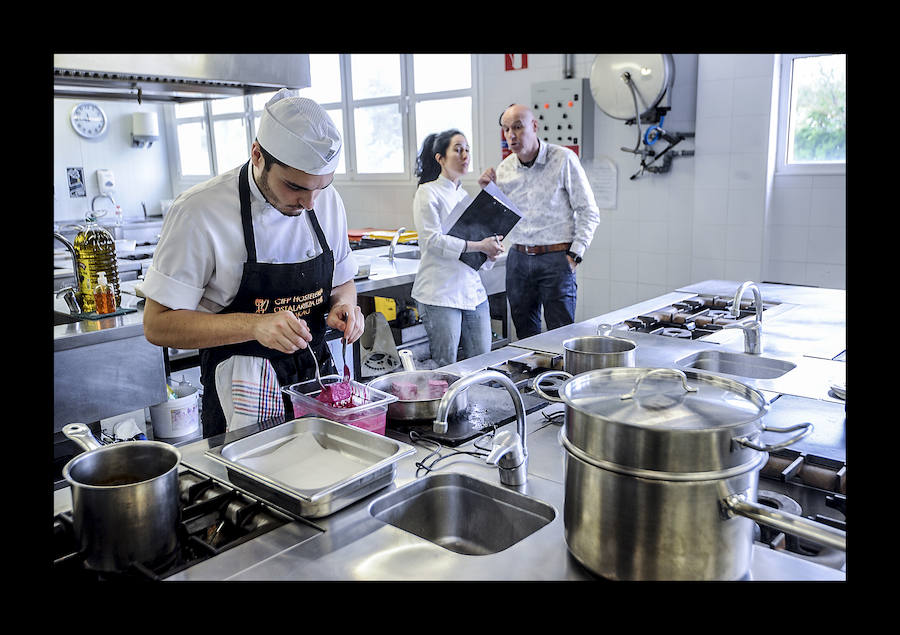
[215,355,285,431]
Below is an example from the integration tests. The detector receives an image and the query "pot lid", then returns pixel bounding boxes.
[562,367,768,430]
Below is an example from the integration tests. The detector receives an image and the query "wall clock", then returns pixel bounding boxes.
[70,102,108,139]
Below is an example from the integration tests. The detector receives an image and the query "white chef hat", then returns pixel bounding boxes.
[256,89,342,175]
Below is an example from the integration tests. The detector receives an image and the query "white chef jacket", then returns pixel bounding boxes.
[496,141,600,258]
[142,163,357,313]
[411,175,494,311]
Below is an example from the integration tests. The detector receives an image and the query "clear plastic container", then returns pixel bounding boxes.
[282,375,398,436]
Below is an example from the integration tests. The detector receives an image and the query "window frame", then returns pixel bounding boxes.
[165,54,478,191]
[774,53,846,177]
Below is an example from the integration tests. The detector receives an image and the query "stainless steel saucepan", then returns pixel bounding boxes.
[367,349,467,421]
[62,423,182,573]
[561,324,636,374]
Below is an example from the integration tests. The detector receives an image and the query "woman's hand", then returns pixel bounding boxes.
[474,234,504,260]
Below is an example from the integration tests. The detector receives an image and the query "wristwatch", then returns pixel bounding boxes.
[566,250,583,264]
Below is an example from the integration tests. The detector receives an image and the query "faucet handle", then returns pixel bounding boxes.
[724,320,763,355]
[56,286,82,314]
[486,430,524,467]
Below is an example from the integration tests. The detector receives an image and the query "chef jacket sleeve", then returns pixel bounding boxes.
[140,204,212,311]
[412,186,466,260]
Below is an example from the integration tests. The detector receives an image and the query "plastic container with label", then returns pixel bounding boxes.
[282,375,398,436]
[150,383,200,438]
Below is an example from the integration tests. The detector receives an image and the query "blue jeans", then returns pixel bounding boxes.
[505,249,576,339]
[417,300,492,368]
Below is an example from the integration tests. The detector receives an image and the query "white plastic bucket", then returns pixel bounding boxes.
[150,384,200,439]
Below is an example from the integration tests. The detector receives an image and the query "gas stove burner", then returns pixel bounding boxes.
[706,309,731,319]
[655,327,693,338]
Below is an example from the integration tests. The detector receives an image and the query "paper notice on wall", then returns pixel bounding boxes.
[581,156,617,210]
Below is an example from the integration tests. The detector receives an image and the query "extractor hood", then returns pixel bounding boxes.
[53,53,310,103]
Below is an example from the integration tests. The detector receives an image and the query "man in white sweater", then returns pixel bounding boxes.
[479,104,600,339]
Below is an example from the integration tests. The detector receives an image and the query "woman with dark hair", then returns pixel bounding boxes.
[410,129,504,367]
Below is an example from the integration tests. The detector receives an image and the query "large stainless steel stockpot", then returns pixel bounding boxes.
[534,368,845,580]
[62,423,181,573]
[367,350,467,421]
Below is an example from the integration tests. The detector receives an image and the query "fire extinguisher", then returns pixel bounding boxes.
[501,128,511,159]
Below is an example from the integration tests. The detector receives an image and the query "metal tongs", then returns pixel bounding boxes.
[341,311,351,383]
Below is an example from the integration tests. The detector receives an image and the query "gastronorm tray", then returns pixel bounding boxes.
[205,417,415,518]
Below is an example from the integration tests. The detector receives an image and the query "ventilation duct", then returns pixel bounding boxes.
[53,53,310,103]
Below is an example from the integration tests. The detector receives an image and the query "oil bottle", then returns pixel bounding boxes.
[73,212,121,313]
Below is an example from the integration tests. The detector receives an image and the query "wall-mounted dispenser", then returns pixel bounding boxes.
[132,112,159,148]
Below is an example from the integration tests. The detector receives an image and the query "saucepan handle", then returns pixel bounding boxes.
[62,423,104,452]
[733,421,813,452]
[723,493,845,552]
[398,349,417,372]
[532,371,573,402]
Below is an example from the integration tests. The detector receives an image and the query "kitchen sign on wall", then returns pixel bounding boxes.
[505,55,528,71]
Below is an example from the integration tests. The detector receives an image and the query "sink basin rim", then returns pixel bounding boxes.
[378,250,420,260]
[368,472,556,555]
[676,349,797,379]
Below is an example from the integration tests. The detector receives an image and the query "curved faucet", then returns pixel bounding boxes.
[91,193,117,211]
[388,226,407,262]
[727,281,764,354]
[433,369,528,486]
[53,232,83,293]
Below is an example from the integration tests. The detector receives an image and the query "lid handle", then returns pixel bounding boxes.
[620,368,698,401]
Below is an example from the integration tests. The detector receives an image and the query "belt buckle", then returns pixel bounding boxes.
[524,245,538,255]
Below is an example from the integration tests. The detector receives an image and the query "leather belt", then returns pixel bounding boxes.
[513,242,571,255]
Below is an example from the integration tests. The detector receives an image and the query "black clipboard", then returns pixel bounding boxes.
[444,182,522,270]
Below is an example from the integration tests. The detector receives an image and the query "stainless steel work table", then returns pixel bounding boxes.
[52,281,846,581]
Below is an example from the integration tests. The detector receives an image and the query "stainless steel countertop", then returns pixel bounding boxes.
[52,281,846,581]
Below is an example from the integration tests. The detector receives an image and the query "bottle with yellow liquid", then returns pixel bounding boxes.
[73,213,120,313]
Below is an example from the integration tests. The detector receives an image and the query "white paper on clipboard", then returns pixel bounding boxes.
[440,181,522,233]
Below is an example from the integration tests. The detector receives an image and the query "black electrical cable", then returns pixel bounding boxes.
[408,428,497,477]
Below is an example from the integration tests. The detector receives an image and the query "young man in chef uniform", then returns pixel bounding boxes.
[142,90,363,436]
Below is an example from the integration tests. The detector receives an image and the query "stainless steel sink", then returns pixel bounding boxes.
[369,472,555,555]
[379,249,420,260]
[676,350,796,379]
[53,311,82,326]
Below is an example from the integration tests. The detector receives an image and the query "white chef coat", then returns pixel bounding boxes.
[142,163,357,313]
[496,141,600,258]
[411,175,494,311]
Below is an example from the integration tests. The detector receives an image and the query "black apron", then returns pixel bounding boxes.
[199,161,336,437]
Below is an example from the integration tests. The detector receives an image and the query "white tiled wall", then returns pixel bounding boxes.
[53,98,173,224]
[52,54,846,315]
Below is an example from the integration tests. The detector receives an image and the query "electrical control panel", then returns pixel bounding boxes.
[531,78,594,158]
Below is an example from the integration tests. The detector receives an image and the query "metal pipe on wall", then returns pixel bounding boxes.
[563,54,575,79]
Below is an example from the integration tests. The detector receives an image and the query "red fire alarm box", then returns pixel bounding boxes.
[505,54,528,71]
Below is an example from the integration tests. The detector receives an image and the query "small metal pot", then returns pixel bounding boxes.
[367,350,467,421]
[62,423,182,573]
[563,335,636,374]
[533,367,846,580]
